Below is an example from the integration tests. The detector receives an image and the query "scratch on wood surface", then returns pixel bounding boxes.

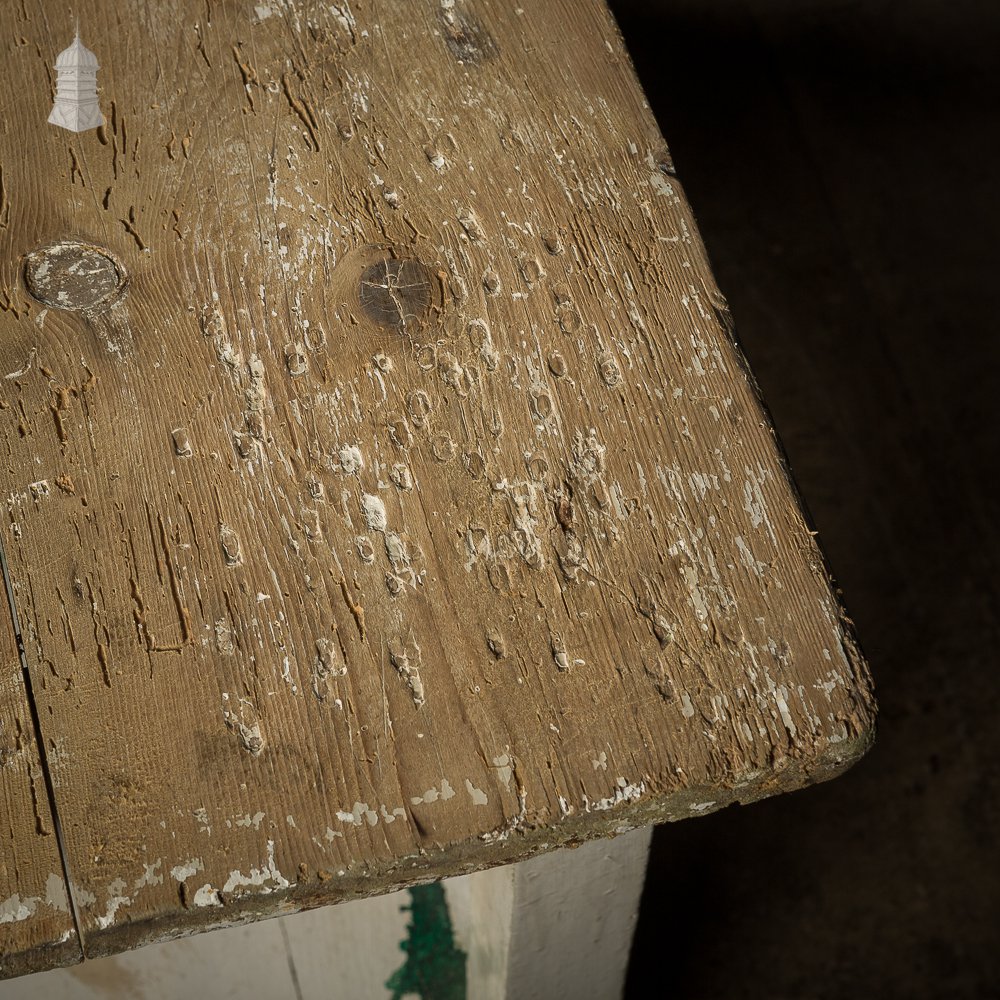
[281,72,319,151]
[194,22,212,68]
[49,385,74,447]
[0,161,12,232]
[339,577,366,639]
[231,44,258,111]
[68,148,84,186]
[149,514,193,653]
[388,634,425,707]
[0,290,26,319]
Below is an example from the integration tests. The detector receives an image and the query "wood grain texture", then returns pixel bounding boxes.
[0,0,875,966]
[0,592,79,976]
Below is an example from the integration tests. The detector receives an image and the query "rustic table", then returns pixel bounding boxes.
[0,0,875,994]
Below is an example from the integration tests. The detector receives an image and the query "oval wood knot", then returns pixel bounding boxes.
[22,241,128,312]
[358,257,433,330]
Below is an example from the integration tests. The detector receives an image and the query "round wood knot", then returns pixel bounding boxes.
[22,241,127,312]
[358,258,433,330]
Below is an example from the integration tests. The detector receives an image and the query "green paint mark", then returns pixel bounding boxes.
[386,883,467,1000]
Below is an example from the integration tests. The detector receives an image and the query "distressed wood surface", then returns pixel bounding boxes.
[0,596,79,975]
[0,0,875,970]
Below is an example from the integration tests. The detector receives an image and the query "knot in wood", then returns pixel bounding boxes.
[358,258,432,330]
[23,241,127,312]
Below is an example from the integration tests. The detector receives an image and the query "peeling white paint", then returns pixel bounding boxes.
[585,777,647,812]
[193,884,223,908]
[45,874,69,913]
[774,685,797,737]
[679,691,696,719]
[132,860,164,892]
[95,879,131,929]
[411,778,456,806]
[235,811,266,830]
[0,894,35,924]
[492,754,513,788]
[221,840,290,895]
[339,443,364,475]
[170,858,204,882]
[465,779,488,806]
[361,492,387,532]
[336,802,378,826]
[1,874,73,923]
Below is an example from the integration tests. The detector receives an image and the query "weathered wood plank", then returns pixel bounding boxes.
[0,570,79,976]
[0,0,874,966]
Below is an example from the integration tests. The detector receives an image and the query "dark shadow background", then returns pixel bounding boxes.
[608,2,1000,997]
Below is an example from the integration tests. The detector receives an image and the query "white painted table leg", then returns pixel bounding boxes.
[501,827,652,1000]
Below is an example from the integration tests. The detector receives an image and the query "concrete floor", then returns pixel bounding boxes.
[613,1,1000,997]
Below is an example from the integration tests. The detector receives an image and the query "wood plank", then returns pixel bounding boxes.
[0,562,79,976]
[0,0,875,965]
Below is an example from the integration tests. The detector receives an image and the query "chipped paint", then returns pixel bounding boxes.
[412,779,457,806]
[170,858,204,882]
[221,840,290,895]
[464,780,488,806]
[192,884,222,908]
[584,778,647,813]
[0,873,72,924]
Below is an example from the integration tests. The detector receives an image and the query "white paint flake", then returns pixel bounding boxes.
[465,779,488,806]
[0,894,35,924]
[235,811,266,830]
[336,802,378,826]
[411,779,457,806]
[679,691,696,718]
[361,492,387,532]
[221,841,290,895]
[193,884,223,908]
[170,858,204,882]
[132,860,164,892]
[585,777,647,812]
[492,754,513,788]
[339,444,364,475]
[95,879,131,929]
[46,874,69,912]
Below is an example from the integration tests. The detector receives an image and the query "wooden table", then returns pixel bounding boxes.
[0,0,876,993]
